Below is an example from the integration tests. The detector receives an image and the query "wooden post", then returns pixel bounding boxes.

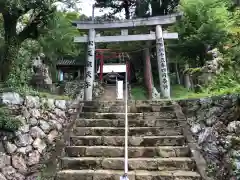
[85,28,96,101]
[100,52,104,82]
[144,41,153,99]
[155,25,170,98]
[126,60,130,82]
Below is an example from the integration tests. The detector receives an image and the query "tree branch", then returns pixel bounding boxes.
[18,10,53,42]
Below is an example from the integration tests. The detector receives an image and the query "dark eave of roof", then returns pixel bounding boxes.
[56,59,85,66]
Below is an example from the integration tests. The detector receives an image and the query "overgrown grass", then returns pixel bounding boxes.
[131,86,148,100]
[0,105,22,132]
[171,84,240,100]
[171,85,208,99]
[38,92,70,100]
[131,84,240,100]
[0,82,70,100]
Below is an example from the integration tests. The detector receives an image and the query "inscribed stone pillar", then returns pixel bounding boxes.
[155,25,170,98]
[85,28,96,101]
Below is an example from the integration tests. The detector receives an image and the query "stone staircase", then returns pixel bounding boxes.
[56,101,201,180]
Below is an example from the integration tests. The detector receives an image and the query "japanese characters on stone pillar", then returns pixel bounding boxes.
[155,25,170,98]
[85,28,96,101]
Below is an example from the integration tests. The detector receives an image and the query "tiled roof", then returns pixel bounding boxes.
[56,59,85,66]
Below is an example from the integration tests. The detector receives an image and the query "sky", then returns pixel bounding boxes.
[78,1,152,19]
[78,0,125,18]
[56,0,128,19]
[79,0,105,17]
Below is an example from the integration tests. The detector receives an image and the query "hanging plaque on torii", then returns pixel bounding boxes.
[72,13,181,100]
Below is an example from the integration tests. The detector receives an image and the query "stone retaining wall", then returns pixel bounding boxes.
[178,94,240,180]
[0,92,83,180]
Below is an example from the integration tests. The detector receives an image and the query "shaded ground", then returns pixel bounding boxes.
[131,85,148,100]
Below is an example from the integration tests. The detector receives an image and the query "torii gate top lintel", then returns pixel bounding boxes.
[72,13,182,30]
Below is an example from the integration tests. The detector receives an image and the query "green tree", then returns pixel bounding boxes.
[37,11,86,82]
[38,11,84,59]
[0,15,4,61]
[226,7,240,63]
[95,0,180,19]
[0,0,80,81]
[170,0,232,66]
[151,0,180,16]
[95,0,135,19]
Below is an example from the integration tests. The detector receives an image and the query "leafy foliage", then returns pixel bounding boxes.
[207,71,240,92]
[95,0,180,19]
[38,11,84,59]
[6,43,34,89]
[150,0,179,16]
[226,8,240,65]
[170,0,232,66]
[0,0,81,81]
[0,105,22,132]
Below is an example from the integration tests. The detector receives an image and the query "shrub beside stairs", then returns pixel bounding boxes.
[56,101,202,180]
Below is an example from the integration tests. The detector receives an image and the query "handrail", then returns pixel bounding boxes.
[124,57,128,176]
[118,53,129,180]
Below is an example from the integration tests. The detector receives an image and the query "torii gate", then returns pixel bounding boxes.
[95,49,131,82]
[73,14,181,101]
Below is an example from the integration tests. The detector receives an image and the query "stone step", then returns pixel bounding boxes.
[79,112,144,120]
[82,104,175,113]
[79,112,177,119]
[75,118,181,127]
[82,105,128,113]
[81,100,126,106]
[80,100,174,107]
[136,105,175,113]
[82,106,100,112]
[135,100,173,107]
[65,146,190,158]
[70,135,186,146]
[60,157,195,171]
[143,112,177,119]
[56,170,201,180]
[72,127,182,136]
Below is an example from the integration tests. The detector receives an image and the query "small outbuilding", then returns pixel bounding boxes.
[56,58,85,81]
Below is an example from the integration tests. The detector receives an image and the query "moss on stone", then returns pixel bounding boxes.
[183,67,202,75]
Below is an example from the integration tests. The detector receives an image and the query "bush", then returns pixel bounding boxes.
[0,106,22,132]
[131,86,147,100]
[6,45,33,89]
[207,71,240,92]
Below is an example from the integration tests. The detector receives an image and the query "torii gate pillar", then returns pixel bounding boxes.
[155,25,170,99]
[85,28,96,101]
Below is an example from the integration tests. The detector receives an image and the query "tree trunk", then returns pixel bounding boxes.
[0,36,20,82]
[135,0,141,17]
[0,14,20,82]
[199,46,207,66]
[123,0,130,19]
[175,62,181,85]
